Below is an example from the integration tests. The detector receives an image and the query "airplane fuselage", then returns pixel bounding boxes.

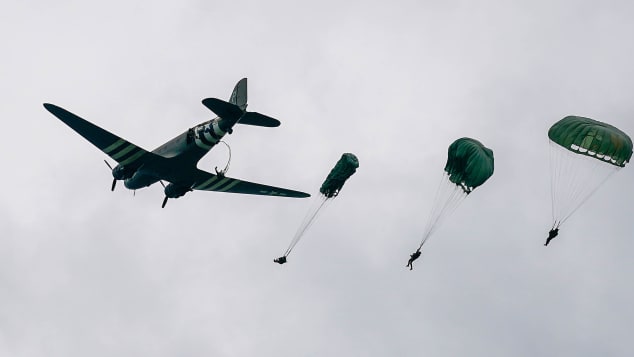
[122,116,228,190]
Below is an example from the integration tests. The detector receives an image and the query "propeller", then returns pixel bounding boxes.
[104,160,117,191]
[160,181,168,207]
[161,182,192,209]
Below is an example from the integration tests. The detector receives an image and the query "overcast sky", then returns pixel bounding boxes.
[2,1,634,356]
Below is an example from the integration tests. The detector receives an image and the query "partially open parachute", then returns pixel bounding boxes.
[417,138,494,251]
[320,153,359,198]
[549,116,632,230]
[275,153,359,264]
[445,138,495,194]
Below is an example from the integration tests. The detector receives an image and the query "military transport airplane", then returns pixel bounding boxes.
[44,78,310,208]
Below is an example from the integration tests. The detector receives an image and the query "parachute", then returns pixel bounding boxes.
[320,153,359,198]
[275,153,359,264]
[416,138,494,252]
[548,116,632,234]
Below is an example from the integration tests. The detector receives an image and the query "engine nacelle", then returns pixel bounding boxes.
[112,165,134,180]
[164,183,191,199]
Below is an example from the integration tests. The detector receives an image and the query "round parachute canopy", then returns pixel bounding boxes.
[444,138,494,194]
[320,153,359,198]
[548,116,632,227]
[548,116,633,167]
[416,138,493,251]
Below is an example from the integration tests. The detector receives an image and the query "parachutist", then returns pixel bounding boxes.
[548,116,631,239]
[215,166,225,178]
[274,256,287,264]
[406,250,421,270]
[544,228,559,246]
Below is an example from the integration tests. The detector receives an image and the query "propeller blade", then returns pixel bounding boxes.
[162,196,168,208]
[111,179,117,191]
[160,180,166,188]
[104,160,113,170]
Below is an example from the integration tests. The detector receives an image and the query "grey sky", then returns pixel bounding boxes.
[2,0,634,356]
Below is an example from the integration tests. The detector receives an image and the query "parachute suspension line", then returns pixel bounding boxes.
[418,184,465,250]
[550,141,578,226]
[418,173,447,249]
[550,143,620,226]
[551,142,586,224]
[549,140,561,225]
[418,173,468,250]
[427,180,465,238]
[559,159,619,225]
[215,141,232,176]
[283,195,331,257]
[569,157,612,222]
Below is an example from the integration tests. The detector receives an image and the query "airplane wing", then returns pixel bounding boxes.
[43,103,163,169]
[191,169,310,198]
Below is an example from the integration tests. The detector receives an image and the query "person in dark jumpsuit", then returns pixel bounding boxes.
[406,250,421,270]
[544,228,559,246]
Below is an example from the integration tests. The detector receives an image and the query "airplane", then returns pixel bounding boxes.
[44,78,310,208]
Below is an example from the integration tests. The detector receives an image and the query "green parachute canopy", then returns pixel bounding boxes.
[548,116,633,167]
[444,138,494,194]
[548,115,632,229]
[320,153,359,198]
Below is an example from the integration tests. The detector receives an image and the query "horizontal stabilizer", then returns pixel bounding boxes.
[202,98,243,122]
[238,112,281,127]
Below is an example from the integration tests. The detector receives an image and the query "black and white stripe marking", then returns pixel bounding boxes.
[194,120,226,150]
[194,176,242,192]
[103,139,146,166]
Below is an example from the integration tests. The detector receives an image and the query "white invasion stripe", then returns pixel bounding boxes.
[103,139,126,153]
[112,144,137,160]
[217,179,241,192]
[119,150,145,166]
[207,177,231,191]
[212,121,226,136]
[195,176,218,190]
[195,138,212,150]
[204,131,219,143]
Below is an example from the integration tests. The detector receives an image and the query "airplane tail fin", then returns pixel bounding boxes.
[203,78,281,128]
[229,78,248,111]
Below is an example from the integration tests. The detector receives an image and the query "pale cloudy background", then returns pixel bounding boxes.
[1,0,634,356]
